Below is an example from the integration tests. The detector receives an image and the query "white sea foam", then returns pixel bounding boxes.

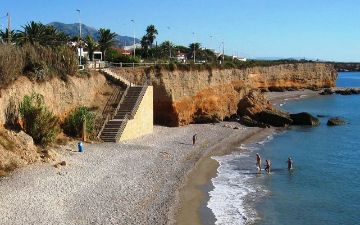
[208,154,256,225]
[208,133,277,224]
[257,134,274,145]
[300,94,307,98]
[239,144,259,151]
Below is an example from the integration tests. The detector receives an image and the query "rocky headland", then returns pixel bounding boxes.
[110,63,337,126]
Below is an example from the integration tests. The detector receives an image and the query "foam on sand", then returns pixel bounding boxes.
[208,154,254,225]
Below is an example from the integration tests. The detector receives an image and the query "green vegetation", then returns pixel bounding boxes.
[0,21,78,88]
[0,43,78,88]
[98,28,117,60]
[106,48,140,63]
[17,21,68,46]
[85,35,98,61]
[19,93,60,146]
[63,106,95,138]
[140,25,158,58]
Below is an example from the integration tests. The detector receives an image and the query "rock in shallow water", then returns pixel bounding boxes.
[257,110,293,127]
[290,112,320,126]
[327,117,347,126]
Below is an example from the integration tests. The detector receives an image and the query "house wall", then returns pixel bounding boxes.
[119,86,153,141]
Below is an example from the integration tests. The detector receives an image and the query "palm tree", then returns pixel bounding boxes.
[141,35,150,57]
[98,28,117,60]
[0,28,19,44]
[145,25,158,47]
[160,41,174,59]
[85,35,97,61]
[18,21,67,46]
[189,42,201,60]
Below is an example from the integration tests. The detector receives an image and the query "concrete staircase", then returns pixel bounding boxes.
[101,68,134,86]
[99,86,146,142]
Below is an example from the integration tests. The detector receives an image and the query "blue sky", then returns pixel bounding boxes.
[1,0,360,62]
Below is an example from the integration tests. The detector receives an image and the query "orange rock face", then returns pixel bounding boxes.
[111,63,337,126]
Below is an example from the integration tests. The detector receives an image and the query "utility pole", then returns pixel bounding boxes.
[76,9,82,65]
[131,19,135,56]
[7,13,11,44]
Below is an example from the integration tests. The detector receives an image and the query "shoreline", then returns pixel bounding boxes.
[171,89,321,225]
[169,128,274,225]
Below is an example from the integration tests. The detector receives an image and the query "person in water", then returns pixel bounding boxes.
[265,159,271,173]
[287,157,293,170]
[256,153,261,171]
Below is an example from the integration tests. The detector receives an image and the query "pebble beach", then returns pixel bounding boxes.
[0,122,265,225]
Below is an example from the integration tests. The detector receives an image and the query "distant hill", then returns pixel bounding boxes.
[49,22,139,47]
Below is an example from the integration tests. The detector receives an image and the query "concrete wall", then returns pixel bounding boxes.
[119,86,153,141]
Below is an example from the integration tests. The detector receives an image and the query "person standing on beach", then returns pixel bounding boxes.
[192,134,197,146]
[287,157,293,170]
[265,159,271,173]
[256,153,262,171]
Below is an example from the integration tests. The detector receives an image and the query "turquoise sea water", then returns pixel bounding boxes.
[207,72,360,225]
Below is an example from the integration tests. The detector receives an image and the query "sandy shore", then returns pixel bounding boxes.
[265,89,320,105]
[0,122,265,225]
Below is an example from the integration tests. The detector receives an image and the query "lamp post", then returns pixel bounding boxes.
[192,32,196,63]
[76,9,82,65]
[209,35,213,51]
[131,19,135,56]
[167,26,172,59]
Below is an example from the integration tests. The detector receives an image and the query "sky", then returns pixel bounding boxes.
[1,0,360,62]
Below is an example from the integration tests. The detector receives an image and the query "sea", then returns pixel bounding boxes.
[205,72,360,225]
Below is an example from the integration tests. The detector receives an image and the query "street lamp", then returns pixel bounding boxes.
[167,26,172,59]
[131,19,135,56]
[192,32,196,63]
[76,9,82,65]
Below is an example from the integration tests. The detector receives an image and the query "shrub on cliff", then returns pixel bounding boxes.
[0,45,24,88]
[19,93,60,146]
[0,44,78,88]
[63,107,95,138]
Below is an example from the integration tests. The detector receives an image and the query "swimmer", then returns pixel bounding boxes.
[265,159,271,173]
[256,153,261,171]
[287,157,293,170]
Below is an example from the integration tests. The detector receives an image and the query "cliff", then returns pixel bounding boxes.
[111,63,337,126]
[0,72,114,126]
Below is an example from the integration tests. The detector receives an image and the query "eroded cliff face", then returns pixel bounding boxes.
[111,63,337,126]
[0,72,113,126]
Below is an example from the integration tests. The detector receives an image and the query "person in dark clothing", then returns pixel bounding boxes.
[287,157,293,170]
[192,134,197,146]
[265,159,271,173]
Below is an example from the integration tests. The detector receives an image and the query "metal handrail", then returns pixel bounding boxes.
[113,85,130,119]
[115,114,129,141]
[129,82,148,119]
[101,88,120,116]
[97,114,109,138]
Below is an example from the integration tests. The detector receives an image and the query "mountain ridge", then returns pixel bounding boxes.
[49,22,140,47]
